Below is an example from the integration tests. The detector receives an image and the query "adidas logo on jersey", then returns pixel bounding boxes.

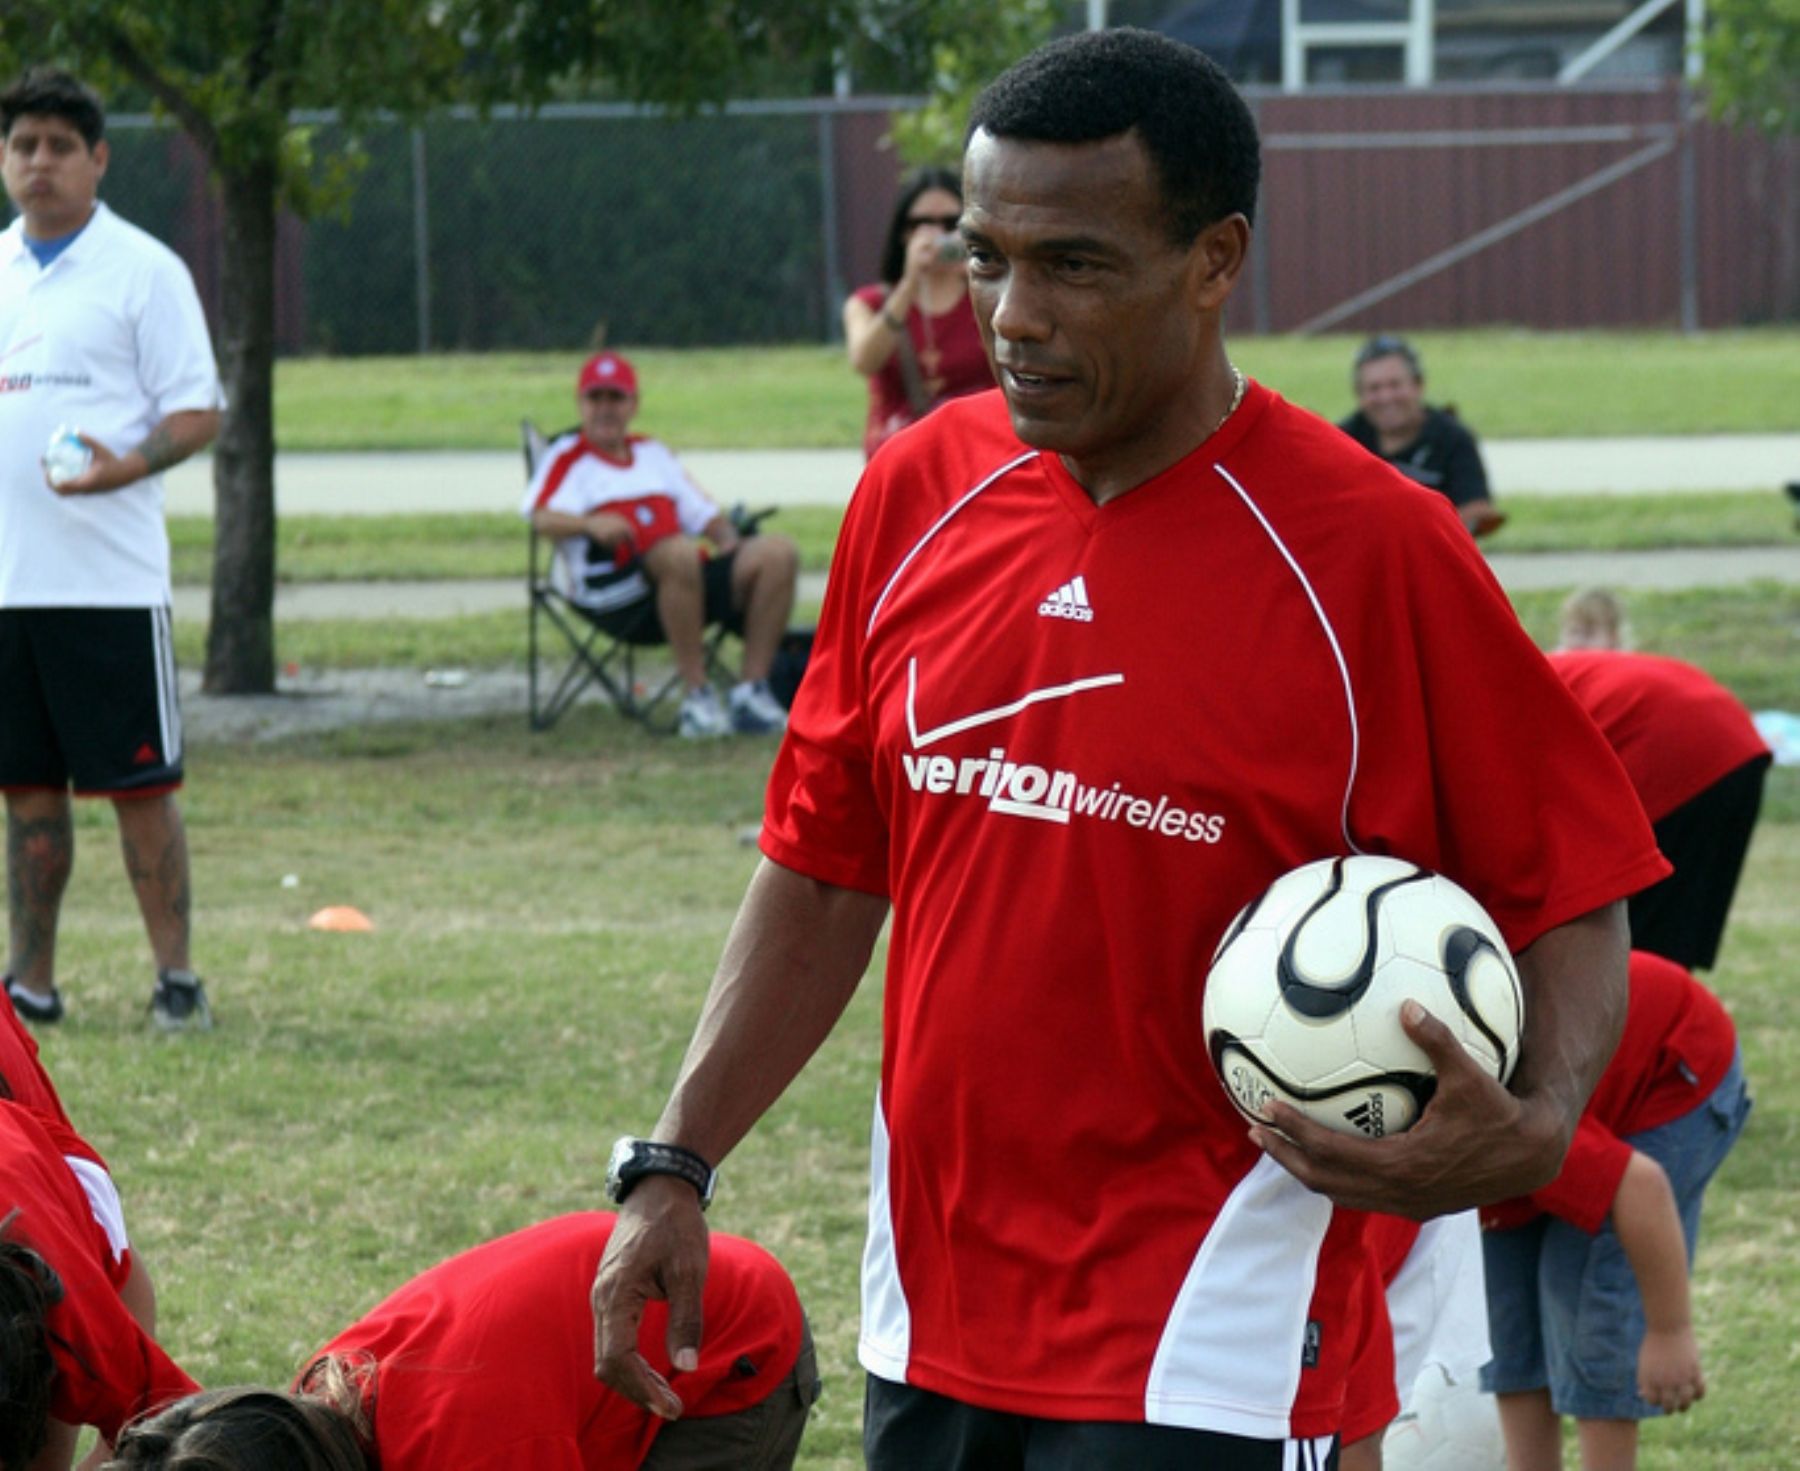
[1038,575,1094,622]
[1344,1097,1386,1138]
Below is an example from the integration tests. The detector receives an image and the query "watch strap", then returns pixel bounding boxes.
[610,1137,716,1208]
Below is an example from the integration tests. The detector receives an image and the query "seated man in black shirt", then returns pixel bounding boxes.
[1339,334,1504,539]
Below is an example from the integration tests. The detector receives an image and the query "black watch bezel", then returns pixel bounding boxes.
[606,1136,717,1211]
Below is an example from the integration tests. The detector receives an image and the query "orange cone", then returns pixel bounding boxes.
[308,905,375,933]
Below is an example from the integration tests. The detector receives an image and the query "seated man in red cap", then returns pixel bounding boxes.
[522,351,800,737]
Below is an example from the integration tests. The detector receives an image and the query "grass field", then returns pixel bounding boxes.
[271,328,1800,451]
[39,710,1800,1470]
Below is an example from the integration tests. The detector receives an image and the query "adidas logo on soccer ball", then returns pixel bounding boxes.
[1038,575,1094,621]
[1344,1096,1386,1137]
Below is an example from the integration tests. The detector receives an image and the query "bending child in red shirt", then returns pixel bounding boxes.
[106,1213,816,1471]
[1479,951,1750,1471]
[1,1101,197,1471]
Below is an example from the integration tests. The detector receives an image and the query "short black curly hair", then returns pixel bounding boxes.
[1,1227,64,1471]
[966,27,1260,244]
[0,68,105,148]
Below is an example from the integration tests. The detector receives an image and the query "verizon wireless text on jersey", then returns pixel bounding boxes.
[899,746,1226,843]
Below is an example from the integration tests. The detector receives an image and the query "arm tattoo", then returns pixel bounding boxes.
[135,423,185,474]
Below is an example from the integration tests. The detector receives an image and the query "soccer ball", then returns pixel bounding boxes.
[1382,1362,1507,1471]
[1203,855,1523,1138]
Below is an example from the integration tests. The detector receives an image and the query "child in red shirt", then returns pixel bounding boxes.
[1,1101,197,1470]
[1479,951,1749,1469]
[107,1213,816,1471]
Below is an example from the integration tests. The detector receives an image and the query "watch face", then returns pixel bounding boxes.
[605,1137,640,1201]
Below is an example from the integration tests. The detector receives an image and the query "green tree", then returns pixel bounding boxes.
[0,0,987,692]
[887,0,1062,165]
[1702,0,1800,134]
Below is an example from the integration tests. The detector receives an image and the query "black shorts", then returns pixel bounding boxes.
[584,550,745,643]
[0,607,184,796]
[1630,753,1771,971]
[863,1376,1338,1471]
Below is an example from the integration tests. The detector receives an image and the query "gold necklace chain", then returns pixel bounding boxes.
[1211,366,1247,442]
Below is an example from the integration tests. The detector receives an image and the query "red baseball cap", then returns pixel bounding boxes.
[577,351,638,397]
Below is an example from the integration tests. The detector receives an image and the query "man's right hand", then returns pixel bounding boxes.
[592,1174,712,1419]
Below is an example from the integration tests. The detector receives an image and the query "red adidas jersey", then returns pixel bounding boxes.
[1549,649,1770,822]
[1483,950,1738,1234]
[762,384,1667,1438]
[1,1001,105,1167]
[0,1102,196,1439]
[306,1213,804,1470]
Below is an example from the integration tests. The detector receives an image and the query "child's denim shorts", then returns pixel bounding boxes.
[1479,1052,1751,1419]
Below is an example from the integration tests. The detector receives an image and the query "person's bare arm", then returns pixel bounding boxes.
[1252,900,1629,1217]
[1612,1149,1705,1413]
[50,409,220,496]
[700,512,739,553]
[844,229,942,377]
[531,506,635,547]
[592,858,888,1417]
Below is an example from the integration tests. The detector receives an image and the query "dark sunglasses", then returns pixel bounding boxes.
[907,213,961,231]
[582,388,631,403]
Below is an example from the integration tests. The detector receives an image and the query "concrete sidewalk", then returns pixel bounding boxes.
[166,544,1799,626]
[161,432,1800,517]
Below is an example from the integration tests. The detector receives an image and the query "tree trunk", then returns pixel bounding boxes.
[203,155,279,694]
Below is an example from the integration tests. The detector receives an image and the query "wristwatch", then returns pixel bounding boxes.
[605,1136,717,1211]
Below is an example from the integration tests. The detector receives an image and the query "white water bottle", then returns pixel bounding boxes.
[43,425,93,486]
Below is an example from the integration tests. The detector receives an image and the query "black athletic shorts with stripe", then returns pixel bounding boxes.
[864,1377,1339,1471]
[0,607,184,796]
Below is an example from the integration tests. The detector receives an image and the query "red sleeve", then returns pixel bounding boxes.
[760,461,895,896]
[2,1109,196,1440]
[1526,1116,1632,1234]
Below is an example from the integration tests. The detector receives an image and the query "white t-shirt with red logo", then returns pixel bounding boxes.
[761,383,1668,1439]
[522,432,719,613]
[0,203,224,607]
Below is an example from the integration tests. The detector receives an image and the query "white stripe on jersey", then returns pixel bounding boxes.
[1213,464,1364,857]
[858,1092,913,1383]
[1284,1434,1336,1470]
[65,1155,131,1262]
[1144,1153,1334,1438]
[867,451,1039,637]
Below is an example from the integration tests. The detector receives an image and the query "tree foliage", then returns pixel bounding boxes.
[1702,0,1800,134]
[886,0,1062,166]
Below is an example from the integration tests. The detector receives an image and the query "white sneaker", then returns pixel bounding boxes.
[729,680,788,735]
[678,685,731,738]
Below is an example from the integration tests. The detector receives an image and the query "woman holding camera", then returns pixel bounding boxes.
[844,166,994,459]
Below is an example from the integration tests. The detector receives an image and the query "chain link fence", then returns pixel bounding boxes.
[104,100,907,355]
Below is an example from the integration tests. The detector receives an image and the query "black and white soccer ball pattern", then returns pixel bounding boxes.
[1203,855,1524,1139]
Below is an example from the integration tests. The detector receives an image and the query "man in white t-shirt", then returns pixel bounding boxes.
[1,69,224,1032]
[522,350,799,738]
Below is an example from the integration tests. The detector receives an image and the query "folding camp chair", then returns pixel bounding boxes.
[523,419,742,733]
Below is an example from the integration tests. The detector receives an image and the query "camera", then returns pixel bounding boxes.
[936,235,967,265]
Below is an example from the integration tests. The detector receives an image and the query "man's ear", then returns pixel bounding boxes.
[1186,213,1250,313]
[93,137,109,184]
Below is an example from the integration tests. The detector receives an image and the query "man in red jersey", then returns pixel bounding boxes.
[592,29,1666,1470]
